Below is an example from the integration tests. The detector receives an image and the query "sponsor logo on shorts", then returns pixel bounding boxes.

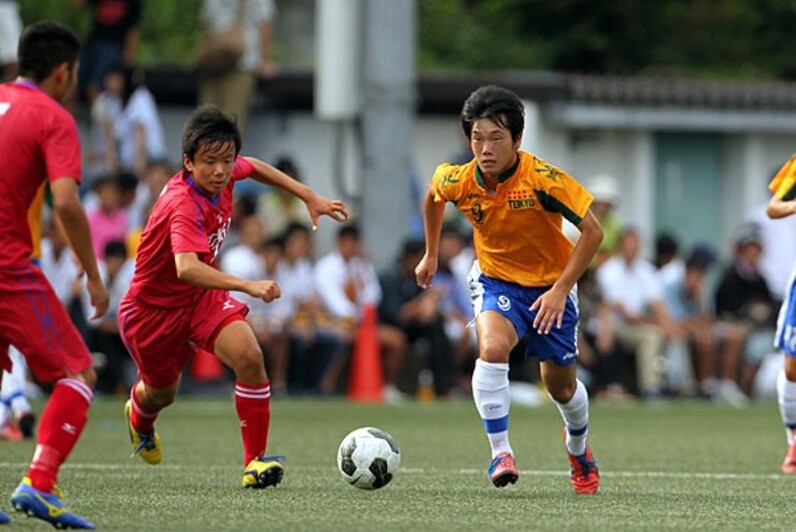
[562,352,577,361]
[497,295,511,311]
[223,300,234,310]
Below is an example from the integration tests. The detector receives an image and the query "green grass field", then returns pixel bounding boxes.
[1,396,795,530]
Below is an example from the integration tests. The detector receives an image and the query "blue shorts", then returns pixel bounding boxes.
[775,275,796,356]
[469,269,579,366]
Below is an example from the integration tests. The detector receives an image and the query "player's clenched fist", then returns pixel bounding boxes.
[245,280,281,303]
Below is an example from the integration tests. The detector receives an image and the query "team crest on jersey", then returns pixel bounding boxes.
[507,189,536,210]
[497,295,511,311]
[208,214,232,261]
[534,157,562,181]
[440,172,460,188]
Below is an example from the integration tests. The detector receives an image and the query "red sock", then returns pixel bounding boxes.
[27,379,92,493]
[130,383,159,435]
[235,382,271,465]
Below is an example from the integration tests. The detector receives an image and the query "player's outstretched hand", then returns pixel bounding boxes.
[86,276,110,320]
[304,193,349,231]
[415,253,438,290]
[246,280,281,303]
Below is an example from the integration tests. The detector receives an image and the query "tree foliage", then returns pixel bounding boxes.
[17,0,796,80]
[418,0,796,80]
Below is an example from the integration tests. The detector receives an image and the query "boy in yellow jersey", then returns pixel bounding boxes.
[766,154,796,473]
[415,85,604,494]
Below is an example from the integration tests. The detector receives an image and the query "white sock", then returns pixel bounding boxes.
[777,369,796,445]
[0,400,10,428]
[552,379,589,456]
[472,359,512,459]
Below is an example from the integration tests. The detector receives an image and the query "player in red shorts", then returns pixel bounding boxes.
[119,105,348,488]
[0,21,109,529]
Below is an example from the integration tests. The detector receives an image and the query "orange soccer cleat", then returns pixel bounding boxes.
[565,444,600,495]
[781,439,796,474]
[488,451,519,488]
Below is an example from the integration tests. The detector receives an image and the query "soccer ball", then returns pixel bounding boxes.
[337,427,401,490]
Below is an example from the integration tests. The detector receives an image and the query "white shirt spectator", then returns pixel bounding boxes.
[748,204,796,301]
[221,243,266,309]
[279,257,314,319]
[39,238,79,305]
[314,251,381,320]
[202,0,276,72]
[597,255,665,322]
[115,87,166,172]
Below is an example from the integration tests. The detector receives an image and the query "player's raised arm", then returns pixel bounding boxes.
[766,193,796,219]
[415,183,446,290]
[173,251,280,303]
[49,177,109,319]
[243,156,348,230]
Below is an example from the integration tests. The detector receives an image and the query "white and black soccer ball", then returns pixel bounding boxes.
[337,427,400,490]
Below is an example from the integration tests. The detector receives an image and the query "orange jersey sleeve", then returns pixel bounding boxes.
[433,152,593,287]
[770,154,796,200]
[27,183,46,260]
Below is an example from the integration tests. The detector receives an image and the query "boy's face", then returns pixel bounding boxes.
[183,141,237,196]
[470,118,520,180]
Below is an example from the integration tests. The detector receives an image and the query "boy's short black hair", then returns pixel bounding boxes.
[460,85,525,142]
[261,236,285,252]
[104,240,128,260]
[182,105,241,162]
[17,21,81,82]
[337,224,359,240]
[282,222,310,241]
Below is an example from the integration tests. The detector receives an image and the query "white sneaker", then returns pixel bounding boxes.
[383,385,405,404]
[714,380,748,408]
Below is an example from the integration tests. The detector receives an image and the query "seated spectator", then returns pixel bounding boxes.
[655,232,684,287]
[715,223,779,395]
[255,157,309,237]
[665,245,746,405]
[434,225,477,392]
[277,224,342,395]
[596,227,688,398]
[379,239,454,397]
[87,240,135,395]
[119,66,166,177]
[314,224,406,402]
[577,266,630,400]
[87,174,130,261]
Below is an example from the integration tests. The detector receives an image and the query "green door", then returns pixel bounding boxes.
[654,133,722,252]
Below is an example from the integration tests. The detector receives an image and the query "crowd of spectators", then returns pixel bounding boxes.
[4,1,788,406]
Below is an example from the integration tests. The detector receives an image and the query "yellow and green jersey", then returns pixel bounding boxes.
[770,154,796,200]
[431,151,593,287]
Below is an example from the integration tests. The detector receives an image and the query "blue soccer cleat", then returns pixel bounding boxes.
[10,477,95,529]
[0,509,9,524]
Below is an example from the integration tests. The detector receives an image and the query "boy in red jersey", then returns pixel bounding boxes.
[119,105,348,488]
[416,86,603,494]
[0,21,109,529]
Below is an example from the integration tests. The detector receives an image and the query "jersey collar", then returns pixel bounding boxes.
[475,153,521,188]
[185,174,221,205]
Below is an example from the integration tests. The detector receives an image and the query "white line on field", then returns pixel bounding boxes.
[0,462,789,480]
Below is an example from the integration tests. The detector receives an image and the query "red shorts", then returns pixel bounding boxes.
[0,264,92,383]
[119,288,248,389]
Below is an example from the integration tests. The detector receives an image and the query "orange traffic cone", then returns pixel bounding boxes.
[347,304,383,402]
[192,348,224,382]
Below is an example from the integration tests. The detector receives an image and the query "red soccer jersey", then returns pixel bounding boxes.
[0,81,82,267]
[127,156,254,307]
